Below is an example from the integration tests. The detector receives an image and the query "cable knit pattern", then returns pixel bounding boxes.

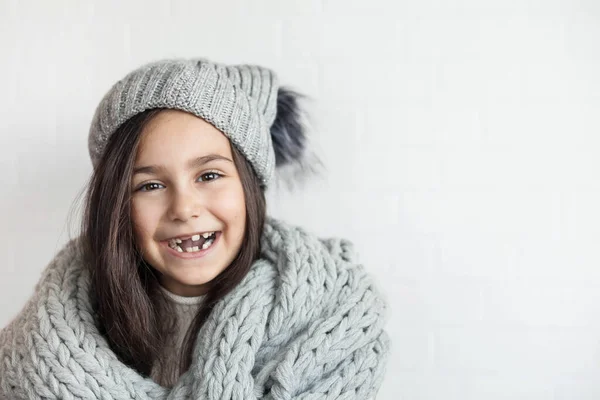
[0,218,389,399]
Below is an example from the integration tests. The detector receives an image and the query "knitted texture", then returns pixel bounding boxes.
[88,58,279,186]
[0,218,389,399]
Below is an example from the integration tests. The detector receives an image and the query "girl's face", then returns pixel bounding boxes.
[130,109,246,297]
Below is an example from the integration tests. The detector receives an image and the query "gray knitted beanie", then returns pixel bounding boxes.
[88,58,307,187]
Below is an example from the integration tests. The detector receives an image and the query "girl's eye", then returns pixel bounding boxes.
[135,172,222,192]
[198,172,222,182]
[138,182,164,192]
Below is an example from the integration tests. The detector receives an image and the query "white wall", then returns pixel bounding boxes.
[1,0,599,399]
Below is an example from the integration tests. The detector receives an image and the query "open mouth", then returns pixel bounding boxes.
[167,231,218,253]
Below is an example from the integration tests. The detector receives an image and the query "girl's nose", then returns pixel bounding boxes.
[168,189,203,222]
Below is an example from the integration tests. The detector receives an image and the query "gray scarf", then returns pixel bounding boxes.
[0,218,389,399]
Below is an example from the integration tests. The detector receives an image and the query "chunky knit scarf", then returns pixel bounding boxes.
[0,218,389,399]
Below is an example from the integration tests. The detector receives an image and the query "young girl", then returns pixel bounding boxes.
[0,58,389,399]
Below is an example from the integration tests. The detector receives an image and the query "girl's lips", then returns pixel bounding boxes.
[161,231,221,259]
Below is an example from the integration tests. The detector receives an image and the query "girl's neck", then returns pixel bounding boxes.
[159,284,205,305]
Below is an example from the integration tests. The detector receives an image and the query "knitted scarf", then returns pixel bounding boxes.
[0,218,389,399]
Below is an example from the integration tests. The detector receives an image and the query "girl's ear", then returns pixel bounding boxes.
[270,87,307,167]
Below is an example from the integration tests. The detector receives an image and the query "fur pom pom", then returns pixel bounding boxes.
[270,87,307,167]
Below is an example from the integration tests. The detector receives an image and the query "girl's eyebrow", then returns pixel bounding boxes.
[133,154,233,176]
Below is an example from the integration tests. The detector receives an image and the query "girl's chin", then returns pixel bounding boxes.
[161,272,217,294]
[160,262,227,293]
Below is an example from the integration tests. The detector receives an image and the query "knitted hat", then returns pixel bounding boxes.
[88,58,307,187]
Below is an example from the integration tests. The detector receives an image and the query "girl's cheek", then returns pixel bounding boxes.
[130,203,142,228]
[212,183,245,210]
[130,200,154,235]
[132,197,158,217]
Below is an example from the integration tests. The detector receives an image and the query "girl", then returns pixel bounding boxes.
[0,58,389,399]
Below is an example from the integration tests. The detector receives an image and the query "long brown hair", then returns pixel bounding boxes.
[80,108,266,377]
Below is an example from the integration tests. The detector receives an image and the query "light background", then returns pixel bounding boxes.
[1,1,599,399]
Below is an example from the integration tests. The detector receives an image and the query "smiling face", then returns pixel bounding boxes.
[130,109,246,296]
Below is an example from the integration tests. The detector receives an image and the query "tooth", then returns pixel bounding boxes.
[192,246,199,251]
[185,247,193,253]
[202,241,211,250]
[191,234,200,241]
[177,246,183,253]
[175,238,182,244]
[202,232,211,239]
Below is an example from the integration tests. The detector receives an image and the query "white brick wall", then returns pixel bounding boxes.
[2,0,600,398]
